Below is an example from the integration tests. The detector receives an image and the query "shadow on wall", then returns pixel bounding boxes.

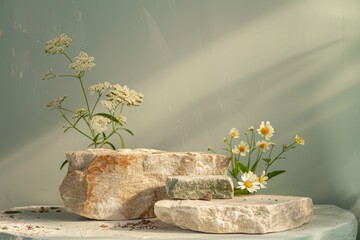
[0,0,295,164]
[136,39,348,150]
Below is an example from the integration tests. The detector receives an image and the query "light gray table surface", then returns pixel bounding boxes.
[0,204,357,240]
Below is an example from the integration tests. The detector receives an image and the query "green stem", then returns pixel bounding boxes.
[229,138,235,171]
[45,74,78,80]
[251,148,263,173]
[267,144,274,160]
[59,109,92,141]
[60,108,76,114]
[62,52,73,63]
[247,131,255,169]
[91,93,102,116]
[208,148,217,154]
[265,142,296,172]
[77,76,91,117]
[55,74,78,78]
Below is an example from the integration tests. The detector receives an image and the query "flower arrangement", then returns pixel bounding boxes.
[43,34,144,169]
[208,121,305,194]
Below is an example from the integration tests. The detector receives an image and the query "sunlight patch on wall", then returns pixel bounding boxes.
[130,1,345,149]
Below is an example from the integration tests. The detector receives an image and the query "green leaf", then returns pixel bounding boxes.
[228,168,239,180]
[121,128,134,136]
[105,141,116,150]
[236,161,249,173]
[63,126,73,133]
[250,159,261,172]
[93,133,100,144]
[88,142,96,148]
[266,170,286,180]
[60,160,68,170]
[234,188,250,196]
[262,158,271,164]
[93,113,123,126]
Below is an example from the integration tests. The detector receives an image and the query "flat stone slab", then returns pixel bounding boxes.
[155,195,313,233]
[0,205,357,239]
[166,175,234,200]
[60,148,230,220]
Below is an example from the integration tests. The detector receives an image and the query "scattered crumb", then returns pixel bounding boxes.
[55,228,61,230]
[39,207,49,213]
[99,224,109,228]
[3,210,21,214]
[119,219,157,231]
[26,225,33,230]
[1,226,8,230]
[56,210,61,213]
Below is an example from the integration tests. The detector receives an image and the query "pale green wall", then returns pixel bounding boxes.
[1,0,360,233]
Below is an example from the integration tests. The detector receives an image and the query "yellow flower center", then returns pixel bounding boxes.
[261,127,269,135]
[295,136,304,145]
[230,132,237,138]
[239,145,246,152]
[244,180,253,188]
[260,143,267,149]
[259,176,264,183]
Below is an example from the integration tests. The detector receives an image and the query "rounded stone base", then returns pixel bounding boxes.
[154,195,313,234]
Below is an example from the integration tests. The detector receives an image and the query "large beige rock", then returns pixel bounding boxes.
[59,148,230,220]
[154,195,313,234]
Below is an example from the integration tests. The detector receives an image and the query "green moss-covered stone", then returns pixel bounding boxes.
[166,175,234,199]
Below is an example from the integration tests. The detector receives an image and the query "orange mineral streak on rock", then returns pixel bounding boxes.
[81,154,135,215]
[60,149,231,220]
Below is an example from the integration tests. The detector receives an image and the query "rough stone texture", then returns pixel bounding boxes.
[166,175,234,200]
[0,205,357,240]
[154,195,314,234]
[59,148,230,220]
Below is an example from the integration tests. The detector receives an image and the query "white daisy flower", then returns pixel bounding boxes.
[256,140,270,152]
[237,141,250,157]
[232,147,240,155]
[229,128,239,139]
[237,171,260,193]
[258,171,268,189]
[257,121,274,140]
